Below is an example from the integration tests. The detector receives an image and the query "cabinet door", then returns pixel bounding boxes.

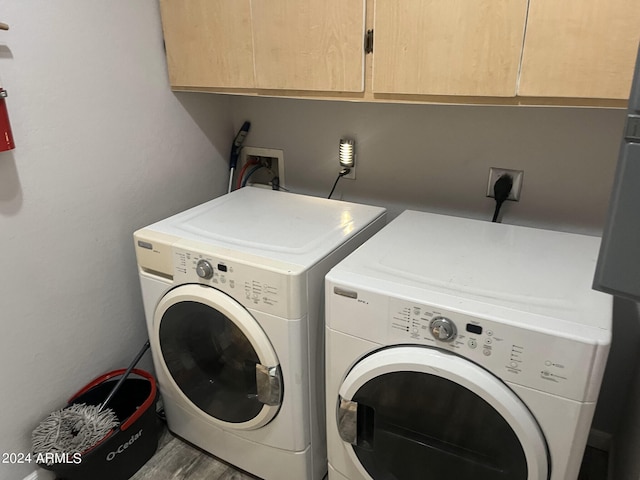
[159,0,255,88]
[372,0,528,97]
[519,0,640,99]
[251,0,366,92]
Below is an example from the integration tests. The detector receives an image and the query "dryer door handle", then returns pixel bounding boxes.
[338,396,375,447]
[338,397,358,444]
[256,364,282,406]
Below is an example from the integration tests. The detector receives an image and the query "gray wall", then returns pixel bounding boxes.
[229,96,626,233]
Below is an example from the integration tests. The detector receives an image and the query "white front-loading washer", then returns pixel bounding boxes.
[325,210,612,480]
[133,187,386,480]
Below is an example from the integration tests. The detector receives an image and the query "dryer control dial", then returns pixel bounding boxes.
[430,317,457,342]
[196,259,214,279]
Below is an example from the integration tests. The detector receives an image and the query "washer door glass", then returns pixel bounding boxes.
[338,346,549,480]
[155,284,282,429]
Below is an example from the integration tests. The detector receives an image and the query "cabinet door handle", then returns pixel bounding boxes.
[364,29,374,54]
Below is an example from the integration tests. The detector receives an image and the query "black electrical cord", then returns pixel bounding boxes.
[328,170,348,199]
[492,174,513,223]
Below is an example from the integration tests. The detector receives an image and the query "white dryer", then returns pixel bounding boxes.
[134,187,386,480]
[325,211,612,480]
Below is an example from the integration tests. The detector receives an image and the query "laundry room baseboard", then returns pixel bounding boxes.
[588,428,613,451]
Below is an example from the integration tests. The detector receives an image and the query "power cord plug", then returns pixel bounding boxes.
[492,174,513,223]
[328,170,348,199]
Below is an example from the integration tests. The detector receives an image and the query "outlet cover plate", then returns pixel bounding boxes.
[486,167,524,201]
[342,163,356,180]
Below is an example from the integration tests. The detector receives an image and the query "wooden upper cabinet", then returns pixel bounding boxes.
[519,0,640,99]
[372,0,528,97]
[158,0,635,103]
[159,0,255,89]
[159,0,365,93]
[251,0,366,92]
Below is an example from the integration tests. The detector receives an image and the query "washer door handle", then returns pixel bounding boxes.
[256,364,282,406]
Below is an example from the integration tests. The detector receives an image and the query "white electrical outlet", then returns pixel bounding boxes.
[342,162,356,180]
[486,167,524,201]
[238,147,285,189]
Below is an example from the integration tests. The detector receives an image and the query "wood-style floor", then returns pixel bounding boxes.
[130,424,607,480]
[130,428,258,480]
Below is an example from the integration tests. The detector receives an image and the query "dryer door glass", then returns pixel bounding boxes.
[338,346,548,480]
[159,300,267,423]
[351,371,526,479]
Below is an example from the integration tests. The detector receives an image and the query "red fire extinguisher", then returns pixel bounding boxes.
[0,21,14,152]
[0,87,15,152]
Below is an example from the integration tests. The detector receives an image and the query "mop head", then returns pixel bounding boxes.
[32,403,120,464]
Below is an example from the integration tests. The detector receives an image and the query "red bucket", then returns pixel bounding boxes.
[39,368,159,480]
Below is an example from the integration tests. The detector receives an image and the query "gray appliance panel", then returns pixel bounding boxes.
[593,43,640,300]
[630,45,640,113]
[594,142,640,300]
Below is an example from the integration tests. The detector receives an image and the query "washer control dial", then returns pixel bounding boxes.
[430,316,457,342]
[196,259,214,279]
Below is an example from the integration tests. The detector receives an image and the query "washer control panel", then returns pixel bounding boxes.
[172,246,295,318]
[387,297,599,401]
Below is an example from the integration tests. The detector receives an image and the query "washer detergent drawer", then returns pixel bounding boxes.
[337,346,549,480]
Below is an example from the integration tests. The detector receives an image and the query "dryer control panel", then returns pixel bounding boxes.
[386,297,602,402]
